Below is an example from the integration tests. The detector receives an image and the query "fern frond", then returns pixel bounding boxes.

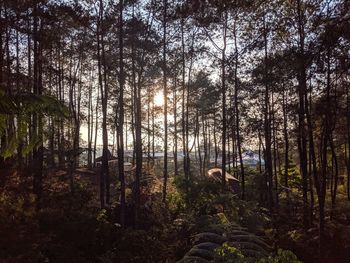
[226,241,268,254]
[193,232,227,245]
[0,92,69,158]
[226,234,272,250]
[178,256,210,263]
[192,242,220,251]
[186,248,215,260]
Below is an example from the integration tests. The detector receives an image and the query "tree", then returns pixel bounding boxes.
[117,0,126,227]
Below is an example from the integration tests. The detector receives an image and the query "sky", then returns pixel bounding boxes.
[80,90,165,147]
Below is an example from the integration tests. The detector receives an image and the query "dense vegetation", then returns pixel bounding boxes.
[1,0,350,262]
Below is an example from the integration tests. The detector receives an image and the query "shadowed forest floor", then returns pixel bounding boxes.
[1,164,350,262]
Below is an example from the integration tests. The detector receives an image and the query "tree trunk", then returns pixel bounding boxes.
[97,0,106,207]
[330,136,338,219]
[296,0,310,230]
[221,10,228,186]
[233,19,245,199]
[347,85,350,201]
[117,0,126,227]
[282,89,290,203]
[263,12,274,209]
[173,77,178,176]
[133,4,142,225]
[181,18,188,181]
[214,117,218,167]
[32,5,44,210]
[162,0,168,203]
[272,91,279,206]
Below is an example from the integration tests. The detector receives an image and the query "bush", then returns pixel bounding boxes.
[213,243,247,263]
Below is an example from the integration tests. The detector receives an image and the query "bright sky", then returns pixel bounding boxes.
[154,91,164,107]
[80,90,165,147]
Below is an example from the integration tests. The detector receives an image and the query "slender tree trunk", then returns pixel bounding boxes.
[330,136,338,219]
[221,10,228,186]
[87,71,93,169]
[133,4,142,225]
[207,119,211,170]
[233,19,245,199]
[15,18,24,169]
[101,18,110,205]
[147,88,151,165]
[202,114,207,176]
[263,12,274,209]
[162,0,168,203]
[173,77,178,176]
[57,41,65,168]
[258,131,262,173]
[196,110,203,176]
[296,0,310,229]
[93,88,99,167]
[185,32,195,180]
[32,6,44,210]
[346,143,350,201]
[97,1,106,207]
[347,85,350,201]
[131,89,136,165]
[308,138,314,224]
[272,90,279,205]
[0,7,5,168]
[152,89,155,161]
[319,57,331,252]
[214,117,218,167]
[125,112,128,153]
[282,89,290,203]
[181,18,188,181]
[306,76,321,229]
[118,0,126,227]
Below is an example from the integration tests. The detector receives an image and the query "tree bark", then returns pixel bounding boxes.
[117,0,126,227]
[263,11,274,209]
[162,0,168,203]
[233,19,245,199]
[221,10,228,186]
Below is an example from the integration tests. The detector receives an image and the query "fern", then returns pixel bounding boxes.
[186,248,215,260]
[178,256,210,263]
[178,221,273,263]
[193,232,227,245]
[192,242,220,251]
[0,92,69,159]
[226,241,268,255]
[226,234,272,251]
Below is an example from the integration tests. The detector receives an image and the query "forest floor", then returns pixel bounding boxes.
[1,165,350,262]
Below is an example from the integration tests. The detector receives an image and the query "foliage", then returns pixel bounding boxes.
[258,249,302,263]
[213,244,301,263]
[213,243,246,263]
[284,159,302,189]
[0,178,115,262]
[172,174,271,234]
[173,175,237,216]
[101,227,173,263]
[0,190,40,262]
[167,188,187,212]
[0,92,69,159]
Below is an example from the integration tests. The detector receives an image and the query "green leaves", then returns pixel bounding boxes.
[213,243,246,263]
[0,92,69,117]
[16,93,69,118]
[213,245,301,263]
[0,92,69,159]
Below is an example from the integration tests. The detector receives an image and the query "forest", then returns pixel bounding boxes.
[0,0,350,262]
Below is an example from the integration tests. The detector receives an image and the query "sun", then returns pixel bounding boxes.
[154,91,164,107]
